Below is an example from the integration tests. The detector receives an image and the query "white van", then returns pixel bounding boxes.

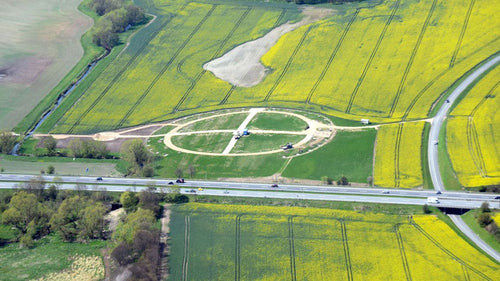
[427,197,440,204]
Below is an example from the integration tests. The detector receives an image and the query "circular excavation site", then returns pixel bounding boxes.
[163,108,334,156]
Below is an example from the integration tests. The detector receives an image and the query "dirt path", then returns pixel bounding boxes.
[159,204,172,280]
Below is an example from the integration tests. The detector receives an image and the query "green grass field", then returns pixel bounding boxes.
[247,112,308,131]
[171,133,233,153]
[282,129,376,183]
[232,133,305,153]
[168,203,500,280]
[0,234,105,281]
[177,113,248,133]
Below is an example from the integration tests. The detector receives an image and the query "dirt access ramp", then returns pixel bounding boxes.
[203,6,335,87]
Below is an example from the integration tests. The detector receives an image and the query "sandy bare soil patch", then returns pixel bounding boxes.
[0,56,52,85]
[203,6,335,87]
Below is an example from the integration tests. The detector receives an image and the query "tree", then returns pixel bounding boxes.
[125,4,145,25]
[23,176,46,200]
[188,165,196,178]
[480,202,491,213]
[90,0,123,16]
[2,191,50,238]
[80,202,107,240]
[120,191,138,213]
[92,19,119,50]
[175,168,183,179]
[47,165,55,175]
[0,131,17,154]
[478,213,493,227]
[367,176,373,187]
[337,176,349,186]
[50,196,89,242]
[121,139,153,176]
[138,190,160,217]
[41,136,57,156]
[113,208,156,244]
[423,204,431,214]
[69,139,84,158]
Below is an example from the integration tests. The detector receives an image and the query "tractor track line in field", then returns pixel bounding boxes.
[219,8,287,106]
[394,123,403,188]
[394,224,412,281]
[305,9,359,104]
[116,5,218,127]
[340,221,353,281]
[65,15,176,134]
[466,80,499,177]
[181,215,191,281]
[220,85,236,105]
[173,7,251,112]
[288,216,297,281]
[264,26,312,102]
[388,0,437,118]
[409,218,492,281]
[234,215,241,281]
[462,264,471,281]
[449,0,476,68]
[345,0,400,114]
[467,118,487,177]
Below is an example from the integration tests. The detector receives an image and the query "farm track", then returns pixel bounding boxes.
[345,0,401,114]
[394,224,412,281]
[234,215,241,281]
[181,215,191,281]
[219,8,287,106]
[465,80,500,177]
[409,218,492,281]
[388,0,437,118]
[449,0,476,68]
[394,123,403,188]
[116,5,218,127]
[173,7,252,112]
[264,26,313,102]
[288,217,297,281]
[340,221,353,281]
[65,14,177,134]
[305,10,359,104]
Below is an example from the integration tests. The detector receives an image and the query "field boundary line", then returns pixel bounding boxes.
[449,0,476,68]
[305,9,359,104]
[394,224,413,281]
[462,264,471,281]
[340,220,353,281]
[65,13,177,133]
[388,0,437,118]
[345,0,401,114]
[174,7,251,112]
[274,8,288,28]
[181,215,191,281]
[409,218,492,281]
[394,123,403,187]
[264,26,313,102]
[235,215,241,281]
[116,4,217,128]
[288,216,297,281]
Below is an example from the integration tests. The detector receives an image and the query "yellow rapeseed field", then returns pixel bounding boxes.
[170,203,500,280]
[374,122,425,188]
[447,65,500,187]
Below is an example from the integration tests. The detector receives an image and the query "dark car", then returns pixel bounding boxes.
[96,177,103,181]
[271,184,278,188]
[176,178,185,183]
[436,191,442,194]
[168,181,174,185]
[495,196,500,200]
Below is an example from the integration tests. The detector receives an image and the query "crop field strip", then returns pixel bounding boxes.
[340,220,353,281]
[287,217,297,281]
[64,9,183,134]
[465,80,500,177]
[263,26,312,102]
[173,7,252,112]
[116,4,218,128]
[181,215,190,281]
[305,9,359,105]
[408,218,492,281]
[235,215,241,281]
[449,0,476,68]
[344,0,400,114]
[387,0,437,118]
[393,123,403,188]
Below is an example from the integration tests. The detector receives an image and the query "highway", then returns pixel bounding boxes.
[0,174,498,209]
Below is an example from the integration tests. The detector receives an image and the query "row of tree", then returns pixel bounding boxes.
[90,0,146,49]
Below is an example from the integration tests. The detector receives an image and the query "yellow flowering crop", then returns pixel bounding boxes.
[374,122,425,188]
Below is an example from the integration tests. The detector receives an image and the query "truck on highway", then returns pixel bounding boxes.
[427,197,440,204]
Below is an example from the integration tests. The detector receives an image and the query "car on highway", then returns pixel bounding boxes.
[436,191,442,194]
[168,181,174,185]
[198,187,204,191]
[382,190,389,194]
[223,190,229,194]
[271,184,278,188]
[176,178,185,183]
[495,196,500,200]
[96,177,103,181]
[189,189,196,193]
